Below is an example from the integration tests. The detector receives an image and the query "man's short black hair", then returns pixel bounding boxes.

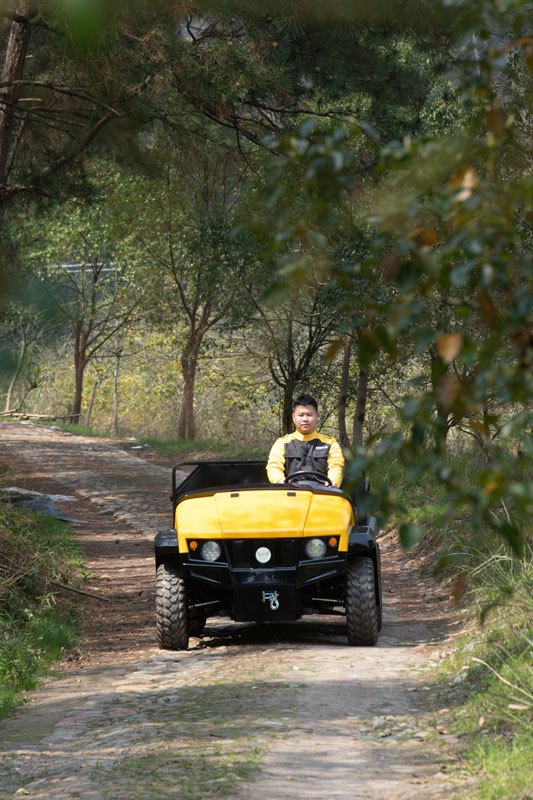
[293,393,318,412]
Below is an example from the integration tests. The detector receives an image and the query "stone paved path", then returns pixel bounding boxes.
[0,422,461,800]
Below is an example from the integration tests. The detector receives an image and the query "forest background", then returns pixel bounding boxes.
[0,0,532,793]
[1,0,532,546]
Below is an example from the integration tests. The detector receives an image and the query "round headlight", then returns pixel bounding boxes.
[305,538,327,559]
[255,546,271,564]
[201,540,222,562]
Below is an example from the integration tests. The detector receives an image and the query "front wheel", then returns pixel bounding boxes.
[156,563,189,650]
[345,557,379,646]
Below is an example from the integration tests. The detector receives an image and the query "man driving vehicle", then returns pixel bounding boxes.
[266,393,344,487]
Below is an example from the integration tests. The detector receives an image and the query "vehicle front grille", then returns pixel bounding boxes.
[226,538,300,568]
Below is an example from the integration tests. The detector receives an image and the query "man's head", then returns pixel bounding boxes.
[292,393,319,435]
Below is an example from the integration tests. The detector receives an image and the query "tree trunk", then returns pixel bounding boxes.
[85,378,99,428]
[338,333,352,449]
[282,382,296,434]
[352,368,369,448]
[112,352,121,436]
[177,340,200,439]
[434,402,450,449]
[4,323,27,411]
[71,357,86,423]
[0,2,31,229]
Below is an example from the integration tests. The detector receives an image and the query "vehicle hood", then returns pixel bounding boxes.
[175,489,353,542]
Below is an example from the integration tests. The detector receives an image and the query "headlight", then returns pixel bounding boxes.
[255,546,271,564]
[305,538,327,559]
[201,540,222,562]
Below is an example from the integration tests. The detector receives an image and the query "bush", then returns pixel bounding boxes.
[0,508,82,717]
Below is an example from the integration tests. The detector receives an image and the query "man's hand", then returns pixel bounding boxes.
[277,478,286,484]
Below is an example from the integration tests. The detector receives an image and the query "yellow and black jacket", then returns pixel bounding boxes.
[266,431,344,486]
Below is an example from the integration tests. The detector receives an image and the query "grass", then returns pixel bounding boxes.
[42,421,105,437]
[433,537,532,799]
[370,450,533,798]
[0,507,82,718]
[138,435,267,460]
[440,617,533,798]
[462,730,533,800]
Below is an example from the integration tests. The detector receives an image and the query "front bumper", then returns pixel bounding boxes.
[155,527,379,621]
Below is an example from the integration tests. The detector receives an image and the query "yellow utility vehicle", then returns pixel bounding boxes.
[155,461,382,649]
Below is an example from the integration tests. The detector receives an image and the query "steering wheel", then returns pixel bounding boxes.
[286,469,332,486]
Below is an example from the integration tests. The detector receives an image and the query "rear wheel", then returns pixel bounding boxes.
[156,563,189,650]
[345,557,379,646]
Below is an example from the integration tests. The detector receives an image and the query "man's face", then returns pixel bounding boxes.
[292,404,319,435]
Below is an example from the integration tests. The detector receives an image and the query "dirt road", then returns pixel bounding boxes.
[0,422,461,800]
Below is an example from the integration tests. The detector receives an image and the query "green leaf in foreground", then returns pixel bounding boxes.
[399,523,423,551]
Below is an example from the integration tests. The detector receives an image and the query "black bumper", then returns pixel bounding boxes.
[155,526,380,621]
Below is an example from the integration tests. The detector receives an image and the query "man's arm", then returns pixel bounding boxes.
[327,438,345,487]
[267,437,286,483]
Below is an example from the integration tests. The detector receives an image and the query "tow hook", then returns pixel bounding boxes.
[262,591,280,611]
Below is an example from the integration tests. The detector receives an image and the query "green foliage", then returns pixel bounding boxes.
[256,0,533,552]
[0,508,82,718]
[388,447,533,797]
[436,547,533,798]
[464,731,533,800]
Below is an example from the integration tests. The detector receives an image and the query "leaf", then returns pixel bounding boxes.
[497,522,524,559]
[383,249,402,278]
[437,333,463,363]
[358,329,381,369]
[414,329,436,354]
[357,120,380,144]
[486,107,507,137]
[435,373,461,412]
[260,280,291,304]
[469,419,489,435]
[406,462,426,483]
[299,118,316,138]
[325,339,344,361]
[399,523,422,551]
[402,397,420,420]
[410,228,437,248]
[449,168,478,203]
[477,291,497,327]
[59,0,111,48]
[524,40,533,71]
[480,600,500,624]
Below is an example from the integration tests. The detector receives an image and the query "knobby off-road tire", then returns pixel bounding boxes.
[156,563,189,650]
[345,556,379,646]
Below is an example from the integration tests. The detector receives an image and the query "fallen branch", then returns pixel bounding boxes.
[49,580,111,603]
[0,411,81,420]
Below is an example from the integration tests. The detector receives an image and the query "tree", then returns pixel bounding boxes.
[0,0,450,232]
[237,277,338,433]
[0,1,125,231]
[256,0,533,553]
[18,194,140,420]
[114,142,257,438]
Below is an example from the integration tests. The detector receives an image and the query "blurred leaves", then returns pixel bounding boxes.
[399,523,423,551]
[257,0,533,552]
